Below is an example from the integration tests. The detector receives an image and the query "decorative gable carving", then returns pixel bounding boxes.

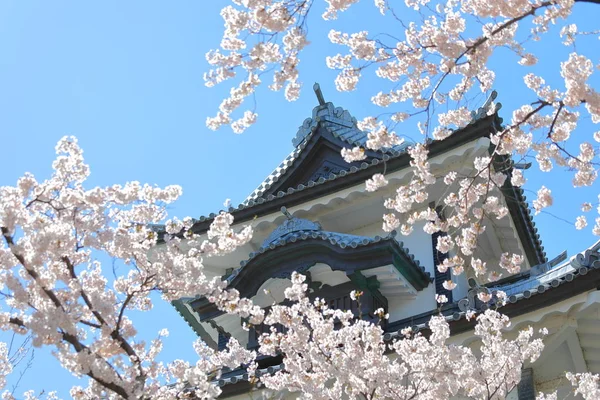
[308,159,347,182]
[243,85,410,204]
[259,127,379,199]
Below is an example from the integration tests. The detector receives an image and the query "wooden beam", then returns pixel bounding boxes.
[532,322,577,367]
[567,331,589,373]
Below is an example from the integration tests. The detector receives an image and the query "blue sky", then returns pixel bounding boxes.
[0,1,597,397]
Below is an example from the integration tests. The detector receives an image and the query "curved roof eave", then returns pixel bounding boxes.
[189,235,432,321]
[173,113,543,267]
[186,113,502,230]
[384,241,600,341]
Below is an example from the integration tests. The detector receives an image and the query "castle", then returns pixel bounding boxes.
[172,86,600,399]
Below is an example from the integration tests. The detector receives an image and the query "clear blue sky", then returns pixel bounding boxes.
[0,1,597,397]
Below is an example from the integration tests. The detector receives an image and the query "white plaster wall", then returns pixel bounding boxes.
[253,278,292,308]
[534,342,578,396]
[385,287,436,322]
[452,264,469,301]
[213,314,248,348]
[351,220,474,321]
[350,220,434,275]
[308,263,351,287]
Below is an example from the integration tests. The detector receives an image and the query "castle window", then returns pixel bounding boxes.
[217,331,229,352]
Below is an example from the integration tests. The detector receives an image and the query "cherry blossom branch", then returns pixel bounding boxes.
[1,233,137,397]
[547,101,566,138]
[1,228,66,312]
[60,331,129,399]
[7,316,129,398]
[61,255,145,382]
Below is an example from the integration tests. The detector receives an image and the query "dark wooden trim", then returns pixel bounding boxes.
[190,115,500,233]
[405,268,600,337]
[347,271,389,314]
[263,125,381,198]
[430,205,453,302]
[191,238,430,321]
[185,114,542,267]
[517,368,535,400]
[217,267,600,398]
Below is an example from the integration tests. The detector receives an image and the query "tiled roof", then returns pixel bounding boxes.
[383,241,600,342]
[226,212,430,281]
[216,363,284,388]
[493,244,599,304]
[213,239,600,389]
[244,100,410,204]
[237,228,395,270]
[243,146,303,205]
[500,168,547,264]
[182,91,506,227]
[234,152,399,211]
[261,212,322,246]
[241,89,502,206]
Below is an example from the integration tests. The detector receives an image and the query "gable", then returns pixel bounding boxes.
[243,100,407,204]
[180,89,545,279]
[260,126,380,199]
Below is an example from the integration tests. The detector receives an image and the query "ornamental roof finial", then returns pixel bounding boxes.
[280,206,293,220]
[470,90,501,122]
[313,83,326,106]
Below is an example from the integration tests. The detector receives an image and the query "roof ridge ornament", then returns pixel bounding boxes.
[313,83,326,106]
[530,250,567,276]
[262,208,322,246]
[470,90,502,122]
[280,206,293,220]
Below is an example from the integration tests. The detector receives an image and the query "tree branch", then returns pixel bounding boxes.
[2,228,65,311]
[60,256,145,383]
[2,230,140,398]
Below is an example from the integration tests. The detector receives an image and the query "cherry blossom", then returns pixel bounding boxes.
[3,152,566,398]
[435,235,454,254]
[477,292,493,303]
[365,123,403,151]
[472,258,487,277]
[207,0,600,258]
[500,252,524,274]
[566,372,600,399]
[576,215,588,230]
[442,280,457,291]
[341,146,366,163]
[254,273,550,399]
[5,0,600,395]
[533,186,553,214]
[365,173,388,192]
[435,294,448,304]
[0,137,262,398]
[511,169,526,187]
